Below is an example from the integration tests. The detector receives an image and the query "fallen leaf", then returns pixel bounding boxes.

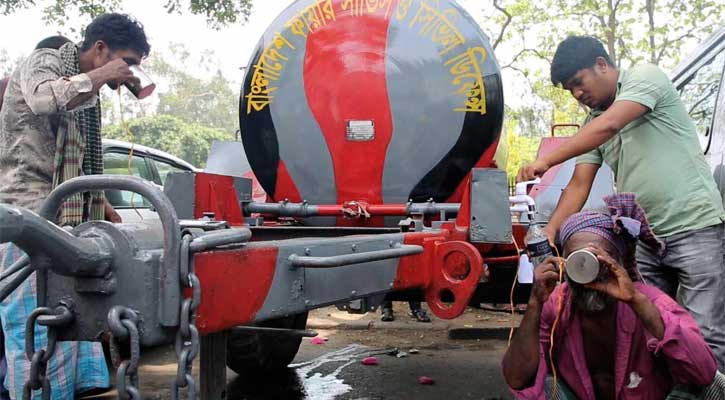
[361,357,379,366]
[418,376,435,385]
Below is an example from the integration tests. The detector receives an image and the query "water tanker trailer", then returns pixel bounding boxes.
[0,1,540,398]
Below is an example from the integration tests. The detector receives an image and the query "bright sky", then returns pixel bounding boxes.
[0,0,704,113]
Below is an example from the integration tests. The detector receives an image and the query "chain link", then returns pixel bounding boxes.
[108,306,142,400]
[171,233,200,400]
[23,305,73,400]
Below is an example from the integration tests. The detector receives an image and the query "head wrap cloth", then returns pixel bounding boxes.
[559,193,664,281]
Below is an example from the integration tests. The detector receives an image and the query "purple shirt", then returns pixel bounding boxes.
[510,282,716,399]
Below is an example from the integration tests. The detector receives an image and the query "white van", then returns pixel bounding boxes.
[671,25,725,202]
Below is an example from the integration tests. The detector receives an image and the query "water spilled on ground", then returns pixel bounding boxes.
[226,345,391,400]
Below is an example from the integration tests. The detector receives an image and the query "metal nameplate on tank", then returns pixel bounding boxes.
[346,120,376,141]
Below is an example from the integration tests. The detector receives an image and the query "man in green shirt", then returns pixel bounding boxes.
[518,35,725,370]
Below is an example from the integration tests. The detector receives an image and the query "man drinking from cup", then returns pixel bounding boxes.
[502,193,724,399]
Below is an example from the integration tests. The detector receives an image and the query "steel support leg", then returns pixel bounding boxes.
[200,331,227,400]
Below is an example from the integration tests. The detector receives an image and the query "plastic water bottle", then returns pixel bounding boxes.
[525,218,553,268]
[517,253,534,284]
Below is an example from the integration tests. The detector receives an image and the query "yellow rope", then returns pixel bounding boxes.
[549,245,565,400]
[508,234,521,346]
[117,89,142,220]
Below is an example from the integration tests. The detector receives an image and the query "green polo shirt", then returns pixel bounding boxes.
[577,64,725,236]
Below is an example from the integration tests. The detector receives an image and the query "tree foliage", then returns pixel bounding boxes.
[165,0,252,29]
[478,0,723,176]
[497,117,541,179]
[102,44,239,133]
[485,0,723,70]
[104,115,233,167]
[101,44,239,167]
[147,44,239,134]
[0,0,252,29]
[0,48,20,77]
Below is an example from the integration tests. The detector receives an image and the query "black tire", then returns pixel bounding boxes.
[226,312,309,374]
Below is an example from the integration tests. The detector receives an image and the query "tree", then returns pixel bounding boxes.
[104,115,234,167]
[486,0,722,70]
[498,116,541,179]
[101,44,239,133]
[100,44,239,167]
[636,0,722,67]
[0,0,253,30]
[148,44,239,134]
[0,48,22,77]
[477,0,723,177]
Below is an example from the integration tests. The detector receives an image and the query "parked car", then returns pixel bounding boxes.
[102,138,198,221]
[670,25,725,201]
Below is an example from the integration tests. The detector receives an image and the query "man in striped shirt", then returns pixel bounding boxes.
[0,14,150,399]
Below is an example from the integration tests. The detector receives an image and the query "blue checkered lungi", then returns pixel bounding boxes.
[0,243,109,399]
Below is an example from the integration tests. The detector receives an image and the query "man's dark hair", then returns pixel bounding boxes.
[550,36,614,86]
[35,35,72,50]
[80,13,150,58]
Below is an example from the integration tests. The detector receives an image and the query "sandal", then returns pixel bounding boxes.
[381,307,395,322]
[409,308,431,323]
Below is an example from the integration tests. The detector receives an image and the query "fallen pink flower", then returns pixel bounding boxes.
[418,376,435,385]
[310,337,326,345]
[361,357,379,366]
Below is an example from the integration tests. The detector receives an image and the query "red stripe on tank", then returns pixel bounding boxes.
[302,0,394,219]
[275,160,303,202]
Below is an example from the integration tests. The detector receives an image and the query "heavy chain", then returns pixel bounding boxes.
[171,233,201,400]
[108,306,142,400]
[23,305,73,400]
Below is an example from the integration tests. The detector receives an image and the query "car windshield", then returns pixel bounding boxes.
[103,151,154,208]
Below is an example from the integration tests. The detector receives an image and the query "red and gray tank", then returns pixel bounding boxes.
[239,0,504,207]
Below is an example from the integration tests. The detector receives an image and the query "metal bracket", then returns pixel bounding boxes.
[469,169,513,243]
[288,244,423,268]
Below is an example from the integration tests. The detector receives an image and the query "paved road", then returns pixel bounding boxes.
[234,329,512,400]
[91,305,518,399]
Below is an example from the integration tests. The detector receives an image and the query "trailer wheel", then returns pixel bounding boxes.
[226,312,309,374]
